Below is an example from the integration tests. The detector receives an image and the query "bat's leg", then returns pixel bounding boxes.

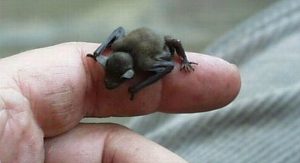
[164,36,197,72]
[87,27,126,59]
[128,61,174,100]
[164,44,175,56]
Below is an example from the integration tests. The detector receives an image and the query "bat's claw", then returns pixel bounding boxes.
[180,61,198,72]
[86,54,97,61]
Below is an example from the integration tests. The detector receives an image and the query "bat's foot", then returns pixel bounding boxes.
[86,53,97,61]
[180,61,198,72]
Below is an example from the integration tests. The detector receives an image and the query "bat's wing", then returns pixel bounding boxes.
[93,27,126,57]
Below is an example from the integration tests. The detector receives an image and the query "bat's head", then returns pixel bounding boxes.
[104,52,135,89]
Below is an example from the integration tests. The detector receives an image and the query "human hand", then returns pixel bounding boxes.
[0,42,240,163]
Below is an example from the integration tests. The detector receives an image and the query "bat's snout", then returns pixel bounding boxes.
[104,78,122,89]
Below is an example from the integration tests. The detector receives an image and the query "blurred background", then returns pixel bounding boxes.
[1,0,275,57]
[0,0,276,123]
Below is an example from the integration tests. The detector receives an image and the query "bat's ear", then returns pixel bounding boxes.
[121,69,135,79]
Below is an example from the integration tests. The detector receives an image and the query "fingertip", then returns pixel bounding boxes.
[159,53,241,113]
[213,61,241,109]
[229,63,241,101]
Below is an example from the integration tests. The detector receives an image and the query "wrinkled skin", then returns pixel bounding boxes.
[0,42,240,163]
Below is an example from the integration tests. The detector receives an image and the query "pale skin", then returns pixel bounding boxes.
[0,42,241,163]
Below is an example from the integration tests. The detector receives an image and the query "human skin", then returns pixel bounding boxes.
[0,42,241,163]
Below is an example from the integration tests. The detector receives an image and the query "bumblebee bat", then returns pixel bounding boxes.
[87,27,197,100]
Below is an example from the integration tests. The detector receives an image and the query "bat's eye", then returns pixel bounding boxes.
[121,69,135,79]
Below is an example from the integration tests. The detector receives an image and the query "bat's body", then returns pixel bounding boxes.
[111,28,170,71]
[87,27,196,100]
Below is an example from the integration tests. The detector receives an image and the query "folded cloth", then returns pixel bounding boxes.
[128,0,300,162]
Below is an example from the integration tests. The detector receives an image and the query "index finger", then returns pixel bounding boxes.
[83,43,241,116]
[0,42,240,135]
